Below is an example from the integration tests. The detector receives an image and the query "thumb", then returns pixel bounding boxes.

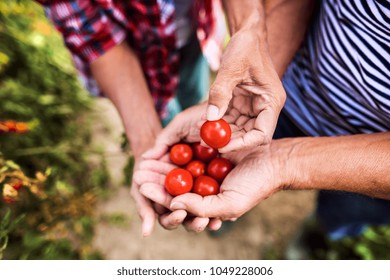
[207,71,238,121]
[142,118,183,159]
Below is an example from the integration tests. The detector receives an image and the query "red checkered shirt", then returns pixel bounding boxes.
[35,0,216,118]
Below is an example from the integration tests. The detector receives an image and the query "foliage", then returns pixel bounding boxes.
[0,0,109,259]
[324,226,390,260]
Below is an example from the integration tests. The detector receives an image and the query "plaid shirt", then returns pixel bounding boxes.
[35,0,216,118]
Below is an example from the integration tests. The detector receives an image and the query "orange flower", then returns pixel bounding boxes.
[4,120,16,132]
[15,122,29,133]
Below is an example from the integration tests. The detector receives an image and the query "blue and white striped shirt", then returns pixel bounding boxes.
[283,0,390,136]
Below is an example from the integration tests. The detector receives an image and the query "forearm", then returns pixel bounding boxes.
[222,0,266,35]
[222,0,313,78]
[90,42,162,157]
[265,0,314,77]
[274,132,390,200]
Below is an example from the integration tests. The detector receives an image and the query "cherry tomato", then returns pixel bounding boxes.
[200,119,231,149]
[165,168,193,196]
[169,143,193,166]
[193,175,220,197]
[207,157,234,182]
[185,160,206,178]
[192,142,218,163]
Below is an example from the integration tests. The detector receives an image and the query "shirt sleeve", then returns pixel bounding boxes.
[36,0,127,96]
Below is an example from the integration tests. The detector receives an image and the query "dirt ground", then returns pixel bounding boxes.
[91,99,316,260]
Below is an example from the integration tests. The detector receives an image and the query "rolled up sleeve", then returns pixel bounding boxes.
[36,0,127,95]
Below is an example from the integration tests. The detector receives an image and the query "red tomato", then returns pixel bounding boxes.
[169,143,193,166]
[185,160,206,178]
[200,119,231,149]
[193,175,220,197]
[192,142,218,163]
[207,158,234,182]
[165,168,193,196]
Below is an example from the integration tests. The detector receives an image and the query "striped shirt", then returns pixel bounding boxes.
[283,0,390,136]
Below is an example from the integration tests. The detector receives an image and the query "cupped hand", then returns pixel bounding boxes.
[133,103,223,233]
[133,155,223,232]
[206,29,286,152]
[219,87,282,153]
[169,144,284,222]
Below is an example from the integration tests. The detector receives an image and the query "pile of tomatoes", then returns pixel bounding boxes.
[165,119,234,197]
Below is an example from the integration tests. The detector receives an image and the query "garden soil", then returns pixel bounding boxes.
[91,99,316,260]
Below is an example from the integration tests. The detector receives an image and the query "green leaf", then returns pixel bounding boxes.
[5,160,20,170]
[0,208,11,230]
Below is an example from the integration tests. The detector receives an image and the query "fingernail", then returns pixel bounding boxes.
[207,105,220,121]
[170,201,186,210]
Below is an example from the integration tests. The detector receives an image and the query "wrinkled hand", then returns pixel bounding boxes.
[134,103,223,233]
[134,155,223,232]
[169,144,284,222]
[206,29,286,152]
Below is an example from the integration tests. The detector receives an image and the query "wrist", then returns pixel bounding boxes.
[230,14,265,36]
[270,138,304,191]
[223,1,266,35]
[128,127,162,159]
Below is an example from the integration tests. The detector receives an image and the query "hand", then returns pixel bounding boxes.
[130,158,156,237]
[135,104,223,232]
[141,103,207,160]
[206,29,286,152]
[132,154,202,236]
[169,144,285,222]
[133,155,223,232]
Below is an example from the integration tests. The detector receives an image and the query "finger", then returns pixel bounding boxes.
[160,154,172,163]
[170,193,238,219]
[196,119,206,129]
[133,170,166,186]
[223,108,241,124]
[207,72,238,121]
[254,106,279,145]
[183,217,210,233]
[199,139,212,148]
[158,210,187,230]
[142,144,168,160]
[207,218,223,231]
[143,120,184,160]
[130,185,156,237]
[139,159,176,174]
[139,182,172,209]
[154,202,168,215]
[218,132,262,153]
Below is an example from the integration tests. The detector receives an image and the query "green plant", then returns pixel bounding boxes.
[324,226,390,260]
[0,0,109,259]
